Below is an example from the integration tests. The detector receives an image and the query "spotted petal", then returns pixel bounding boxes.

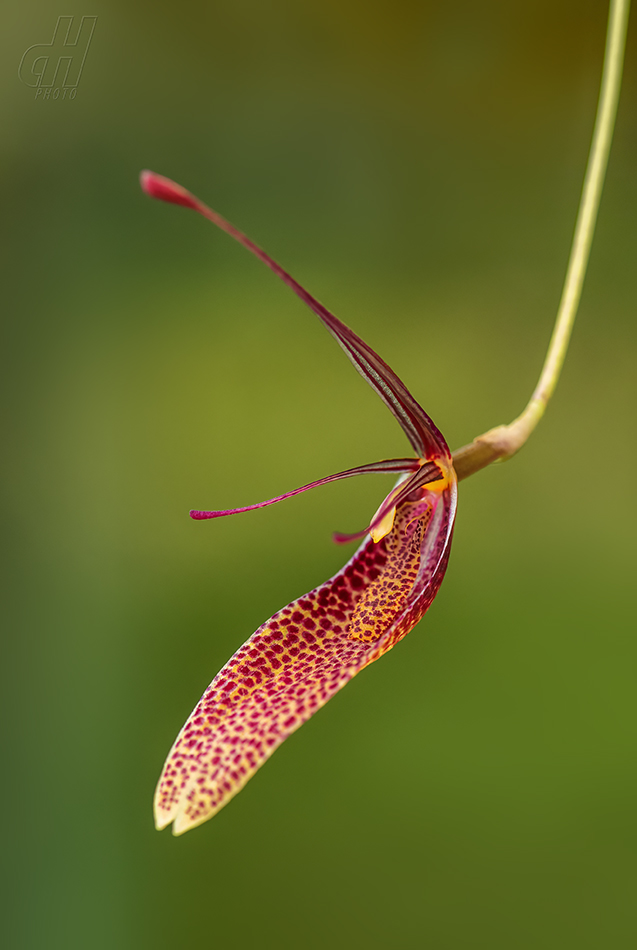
[155,477,456,834]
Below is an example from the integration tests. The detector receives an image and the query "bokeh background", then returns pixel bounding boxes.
[2,1,636,947]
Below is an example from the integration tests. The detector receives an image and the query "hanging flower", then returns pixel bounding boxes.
[141,171,457,835]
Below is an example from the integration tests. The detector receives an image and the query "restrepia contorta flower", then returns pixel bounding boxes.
[141,171,457,835]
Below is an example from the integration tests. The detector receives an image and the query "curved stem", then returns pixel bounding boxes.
[453,0,631,482]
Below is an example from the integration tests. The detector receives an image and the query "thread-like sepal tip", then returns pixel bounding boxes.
[139,170,200,211]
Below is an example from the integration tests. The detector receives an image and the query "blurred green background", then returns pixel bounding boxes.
[2,1,636,947]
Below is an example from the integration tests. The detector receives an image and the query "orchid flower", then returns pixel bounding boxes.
[141,171,457,835]
[140,0,629,838]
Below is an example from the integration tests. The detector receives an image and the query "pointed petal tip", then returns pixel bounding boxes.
[153,785,180,831]
[171,818,189,837]
[140,170,200,211]
[154,812,173,832]
[170,817,198,836]
[171,803,225,836]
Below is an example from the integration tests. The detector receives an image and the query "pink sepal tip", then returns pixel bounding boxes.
[140,170,200,211]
